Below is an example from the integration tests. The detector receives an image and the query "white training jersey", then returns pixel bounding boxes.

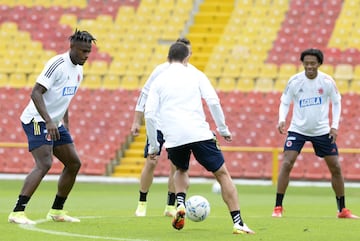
[135,62,197,128]
[145,63,221,148]
[20,52,83,125]
[280,70,341,136]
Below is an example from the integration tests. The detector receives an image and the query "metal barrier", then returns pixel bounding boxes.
[221,146,360,185]
[2,142,360,183]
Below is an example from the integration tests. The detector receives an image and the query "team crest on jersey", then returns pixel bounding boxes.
[62,86,77,96]
[318,88,324,94]
[286,140,292,147]
[299,96,322,107]
[77,74,81,82]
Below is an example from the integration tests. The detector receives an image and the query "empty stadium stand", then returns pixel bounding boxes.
[1,0,360,182]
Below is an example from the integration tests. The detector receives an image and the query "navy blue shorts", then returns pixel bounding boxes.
[22,120,73,152]
[284,131,338,157]
[144,130,165,157]
[166,138,224,172]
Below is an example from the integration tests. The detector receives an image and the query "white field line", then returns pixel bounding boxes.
[19,218,150,241]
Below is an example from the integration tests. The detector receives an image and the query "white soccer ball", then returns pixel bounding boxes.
[185,195,210,222]
[212,181,221,194]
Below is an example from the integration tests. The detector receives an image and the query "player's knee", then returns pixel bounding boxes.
[281,160,295,172]
[67,158,81,172]
[146,157,158,168]
[329,165,342,176]
[36,160,52,173]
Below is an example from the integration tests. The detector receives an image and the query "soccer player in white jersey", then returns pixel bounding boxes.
[145,42,255,234]
[132,38,195,217]
[272,48,358,219]
[8,29,96,225]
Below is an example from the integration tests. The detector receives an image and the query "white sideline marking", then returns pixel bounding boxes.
[2,173,360,188]
[19,218,149,241]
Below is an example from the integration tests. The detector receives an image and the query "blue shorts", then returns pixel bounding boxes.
[284,131,338,157]
[22,120,73,152]
[166,138,224,172]
[144,130,165,157]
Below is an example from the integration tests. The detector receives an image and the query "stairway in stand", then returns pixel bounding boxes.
[112,126,146,178]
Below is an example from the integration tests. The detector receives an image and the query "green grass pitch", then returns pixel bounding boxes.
[0,179,359,241]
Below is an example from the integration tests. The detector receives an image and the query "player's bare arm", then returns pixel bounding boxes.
[329,128,338,143]
[31,83,60,140]
[131,111,144,136]
[63,109,69,130]
[277,121,286,135]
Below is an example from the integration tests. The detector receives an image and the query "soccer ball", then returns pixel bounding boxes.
[185,195,210,222]
[211,181,221,194]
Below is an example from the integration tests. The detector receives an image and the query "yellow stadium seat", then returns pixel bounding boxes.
[277,63,297,80]
[0,22,18,34]
[0,73,8,87]
[8,73,28,88]
[82,75,102,89]
[176,0,194,11]
[16,31,31,42]
[87,60,109,76]
[274,78,288,92]
[16,60,35,75]
[59,14,78,27]
[217,77,236,92]
[258,64,278,79]
[24,41,43,51]
[121,75,140,90]
[70,0,87,8]
[108,61,127,76]
[32,0,52,7]
[349,80,360,94]
[204,62,223,78]
[335,79,349,94]
[158,0,176,8]
[125,63,147,76]
[319,64,334,76]
[352,64,360,81]
[222,63,241,78]
[51,0,71,8]
[115,7,136,26]
[27,73,40,87]
[254,77,274,92]
[239,64,260,79]
[194,13,230,25]
[236,77,255,92]
[102,74,121,90]
[40,50,57,62]
[7,51,23,66]
[333,64,353,81]
[0,59,17,74]
[96,15,114,27]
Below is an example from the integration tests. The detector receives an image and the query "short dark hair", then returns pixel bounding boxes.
[176,37,191,46]
[168,42,189,62]
[300,48,323,64]
[69,29,96,44]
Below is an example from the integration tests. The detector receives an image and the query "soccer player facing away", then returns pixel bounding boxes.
[272,48,358,219]
[132,38,195,217]
[145,42,255,234]
[8,29,96,225]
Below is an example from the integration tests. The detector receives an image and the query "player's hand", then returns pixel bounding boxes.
[329,128,338,143]
[148,153,157,160]
[223,135,232,142]
[45,121,60,141]
[131,122,140,136]
[63,122,69,131]
[277,121,286,134]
